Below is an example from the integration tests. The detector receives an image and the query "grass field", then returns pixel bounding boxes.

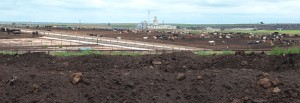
[52,51,143,57]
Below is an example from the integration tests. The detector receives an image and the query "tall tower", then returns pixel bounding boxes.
[153,16,158,26]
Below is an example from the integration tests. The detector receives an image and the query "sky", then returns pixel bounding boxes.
[0,0,300,24]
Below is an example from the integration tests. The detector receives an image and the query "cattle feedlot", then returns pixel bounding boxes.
[0,23,299,102]
[1,1,300,101]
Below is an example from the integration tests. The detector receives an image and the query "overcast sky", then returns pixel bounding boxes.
[0,0,299,24]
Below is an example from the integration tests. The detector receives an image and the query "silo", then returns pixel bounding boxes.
[153,16,159,26]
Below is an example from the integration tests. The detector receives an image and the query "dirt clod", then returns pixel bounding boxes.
[241,61,248,66]
[273,87,281,93]
[196,75,203,80]
[152,60,162,65]
[70,72,83,85]
[0,52,299,103]
[258,78,272,88]
[176,73,186,81]
[271,78,281,86]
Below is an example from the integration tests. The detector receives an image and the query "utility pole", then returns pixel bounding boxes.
[79,19,81,29]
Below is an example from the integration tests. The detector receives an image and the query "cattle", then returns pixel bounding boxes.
[208,41,215,45]
[225,34,232,39]
[153,36,158,39]
[116,37,121,39]
[32,31,39,36]
[88,34,97,36]
[0,28,6,32]
[12,30,21,34]
[132,30,138,34]
[123,31,129,34]
[157,35,169,40]
[143,36,148,40]
[248,40,262,44]
[7,29,21,35]
[200,34,205,39]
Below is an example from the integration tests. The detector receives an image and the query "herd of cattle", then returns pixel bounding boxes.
[102,29,300,46]
[0,28,21,34]
[0,27,39,36]
[1,27,299,47]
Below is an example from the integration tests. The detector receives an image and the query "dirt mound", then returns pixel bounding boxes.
[0,52,299,102]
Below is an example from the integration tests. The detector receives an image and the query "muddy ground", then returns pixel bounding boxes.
[0,52,299,103]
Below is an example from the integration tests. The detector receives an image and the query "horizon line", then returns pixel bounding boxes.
[1,21,300,25]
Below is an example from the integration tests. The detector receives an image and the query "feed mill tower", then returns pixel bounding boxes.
[147,16,177,30]
[153,16,159,26]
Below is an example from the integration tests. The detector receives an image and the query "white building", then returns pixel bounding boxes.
[146,16,177,30]
[147,25,177,30]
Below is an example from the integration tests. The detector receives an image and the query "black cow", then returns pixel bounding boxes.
[32,31,39,36]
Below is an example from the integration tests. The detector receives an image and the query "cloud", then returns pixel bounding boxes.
[0,0,299,24]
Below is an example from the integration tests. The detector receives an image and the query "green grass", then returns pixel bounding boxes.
[195,50,235,56]
[0,51,18,55]
[107,51,143,56]
[42,45,49,49]
[52,51,143,57]
[270,47,300,55]
[52,50,103,57]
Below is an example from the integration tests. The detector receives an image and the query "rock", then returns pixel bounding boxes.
[70,72,83,85]
[176,73,186,81]
[152,60,162,65]
[241,61,248,66]
[258,78,272,88]
[273,87,281,93]
[271,78,281,86]
[196,75,203,80]
[32,83,39,93]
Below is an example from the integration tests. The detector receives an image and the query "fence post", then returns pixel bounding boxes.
[97,38,98,45]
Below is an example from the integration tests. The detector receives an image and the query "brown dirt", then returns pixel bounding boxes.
[0,52,299,103]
